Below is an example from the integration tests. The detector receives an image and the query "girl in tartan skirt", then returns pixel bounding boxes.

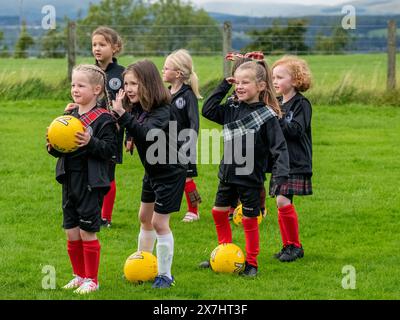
[270,55,313,262]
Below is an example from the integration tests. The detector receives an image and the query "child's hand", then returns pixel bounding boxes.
[75,127,91,147]
[125,138,135,154]
[112,89,126,115]
[226,77,237,85]
[64,103,78,113]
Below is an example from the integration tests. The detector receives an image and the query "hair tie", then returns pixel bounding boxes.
[225,52,245,61]
[225,51,264,62]
[244,51,264,61]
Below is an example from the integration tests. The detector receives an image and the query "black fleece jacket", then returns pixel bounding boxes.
[278,93,312,176]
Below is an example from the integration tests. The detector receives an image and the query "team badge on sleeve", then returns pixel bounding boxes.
[109,78,122,91]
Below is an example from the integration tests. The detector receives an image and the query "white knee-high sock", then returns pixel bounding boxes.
[138,227,157,253]
[156,232,174,280]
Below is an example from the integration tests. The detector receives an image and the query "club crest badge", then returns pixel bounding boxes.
[285,111,294,122]
[175,97,186,109]
[109,78,122,91]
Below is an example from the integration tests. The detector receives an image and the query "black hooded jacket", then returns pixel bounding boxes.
[48,107,117,191]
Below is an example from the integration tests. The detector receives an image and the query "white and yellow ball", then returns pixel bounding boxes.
[123,251,158,283]
[232,204,263,226]
[47,115,84,153]
[210,243,245,274]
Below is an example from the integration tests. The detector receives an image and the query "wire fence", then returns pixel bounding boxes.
[1,21,399,57]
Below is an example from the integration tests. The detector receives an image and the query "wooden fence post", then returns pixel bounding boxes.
[222,21,232,78]
[67,21,76,82]
[387,20,396,90]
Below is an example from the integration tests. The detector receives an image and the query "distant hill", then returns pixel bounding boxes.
[202,0,400,17]
[209,13,400,52]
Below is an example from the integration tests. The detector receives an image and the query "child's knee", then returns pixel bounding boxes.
[79,229,97,241]
[276,195,291,208]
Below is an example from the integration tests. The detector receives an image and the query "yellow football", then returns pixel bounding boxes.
[123,251,158,283]
[47,115,84,153]
[232,204,263,226]
[210,243,245,274]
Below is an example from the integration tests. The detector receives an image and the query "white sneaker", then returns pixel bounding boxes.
[74,278,99,294]
[182,212,200,222]
[62,275,85,290]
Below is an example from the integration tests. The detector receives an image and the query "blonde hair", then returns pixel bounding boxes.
[92,26,123,56]
[272,55,312,92]
[166,49,202,99]
[235,61,281,117]
[72,64,111,110]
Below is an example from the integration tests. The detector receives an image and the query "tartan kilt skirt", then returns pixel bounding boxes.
[269,174,312,196]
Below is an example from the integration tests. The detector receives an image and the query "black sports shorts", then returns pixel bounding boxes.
[214,181,261,218]
[62,171,104,232]
[141,173,186,214]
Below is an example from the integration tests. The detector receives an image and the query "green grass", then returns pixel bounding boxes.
[0,99,399,300]
[1,54,400,105]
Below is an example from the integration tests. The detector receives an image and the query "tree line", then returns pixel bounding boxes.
[3,0,354,58]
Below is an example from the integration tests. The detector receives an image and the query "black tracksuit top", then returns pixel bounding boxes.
[116,103,187,181]
[170,84,199,134]
[96,57,125,101]
[278,93,312,176]
[202,79,290,188]
[169,84,199,163]
[96,57,125,163]
[48,107,117,191]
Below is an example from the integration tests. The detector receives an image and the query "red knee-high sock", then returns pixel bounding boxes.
[102,180,116,222]
[184,180,198,215]
[67,240,85,278]
[278,204,301,247]
[82,239,101,284]
[278,212,289,246]
[212,208,232,244]
[242,218,259,267]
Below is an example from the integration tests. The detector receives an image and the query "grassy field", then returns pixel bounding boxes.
[1,54,400,105]
[0,96,399,300]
